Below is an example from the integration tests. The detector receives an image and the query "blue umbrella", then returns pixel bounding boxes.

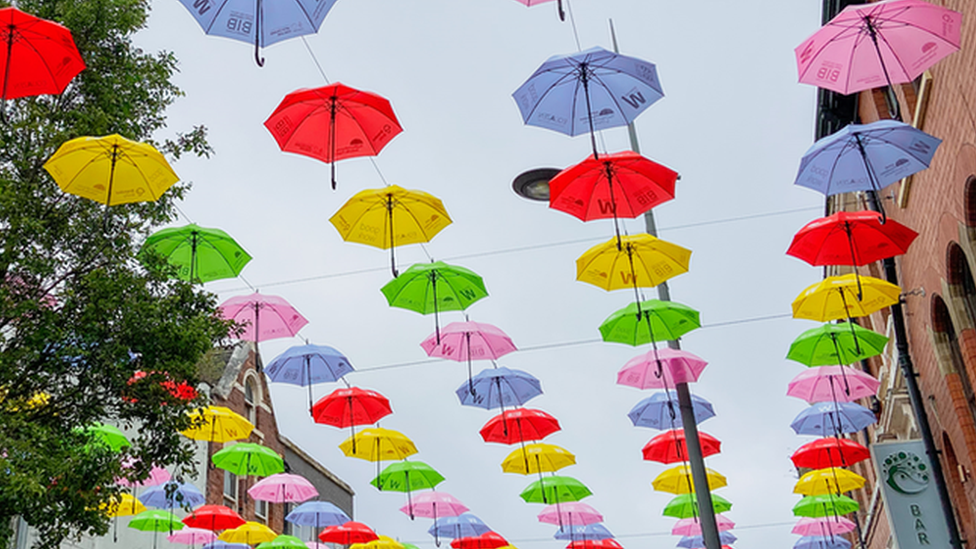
[265,344,354,412]
[455,367,542,409]
[138,481,206,510]
[285,500,351,530]
[790,401,876,436]
[512,46,663,154]
[175,0,338,66]
[203,543,251,549]
[553,524,614,541]
[794,536,852,549]
[627,391,714,430]
[428,513,491,539]
[676,531,737,548]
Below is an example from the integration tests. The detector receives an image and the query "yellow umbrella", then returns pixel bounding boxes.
[339,427,418,462]
[794,467,866,496]
[576,234,691,292]
[351,535,404,549]
[101,493,146,517]
[43,134,179,206]
[501,443,576,475]
[791,274,900,322]
[219,522,278,545]
[181,406,254,443]
[329,185,452,277]
[651,464,727,494]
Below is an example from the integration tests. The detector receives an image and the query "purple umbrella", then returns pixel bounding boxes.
[455,367,542,409]
[553,524,614,541]
[139,481,206,510]
[791,401,877,436]
[676,532,736,548]
[627,391,714,430]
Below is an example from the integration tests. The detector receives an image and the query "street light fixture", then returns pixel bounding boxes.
[511,168,560,202]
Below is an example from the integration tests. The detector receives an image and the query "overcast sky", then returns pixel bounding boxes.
[135,1,828,548]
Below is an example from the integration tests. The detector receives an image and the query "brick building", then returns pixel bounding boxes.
[812,1,976,548]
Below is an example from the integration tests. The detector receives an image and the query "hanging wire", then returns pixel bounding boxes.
[564,0,583,51]
[301,37,331,84]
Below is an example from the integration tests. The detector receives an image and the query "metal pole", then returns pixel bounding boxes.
[610,20,721,549]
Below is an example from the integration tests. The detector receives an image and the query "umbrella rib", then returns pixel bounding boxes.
[204,2,234,35]
[796,22,863,82]
[519,69,587,126]
[12,31,64,89]
[54,149,114,196]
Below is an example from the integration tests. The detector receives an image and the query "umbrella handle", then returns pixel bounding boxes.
[557,0,565,21]
[253,0,265,67]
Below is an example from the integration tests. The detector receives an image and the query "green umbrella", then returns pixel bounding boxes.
[129,509,184,549]
[787,322,889,367]
[211,442,285,477]
[257,535,308,549]
[792,494,860,518]
[79,422,130,452]
[371,461,445,492]
[141,223,252,283]
[599,300,700,346]
[380,261,488,343]
[402,544,421,549]
[519,475,592,504]
[662,493,732,519]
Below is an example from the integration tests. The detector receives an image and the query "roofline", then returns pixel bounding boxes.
[279,435,356,496]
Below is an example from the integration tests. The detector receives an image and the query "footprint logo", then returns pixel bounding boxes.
[883,451,930,495]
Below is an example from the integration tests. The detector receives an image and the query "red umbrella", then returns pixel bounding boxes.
[566,539,624,549]
[791,437,870,470]
[479,408,560,445]
[264,83,403,189]
[641,429,721,464]
[787,211,918,267]
[0,7,85,103]
[318,521,379,545]
[312,386,392,452]
[451,532,508,549]
[548,151,678,246]
[181,505,245,531]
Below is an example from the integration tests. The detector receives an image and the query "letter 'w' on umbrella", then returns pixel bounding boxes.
[381,262,488,344]
[330,185,453,278]
[175,0,339,67]
[141,224,252,284]
[0,7,84,108]
[576,234,690,295]
[264,83,403,190]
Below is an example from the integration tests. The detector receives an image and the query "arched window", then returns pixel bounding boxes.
[941,433,974,532]
[932,294,976,423]
[965,176,976,228]
[244,377,257,426]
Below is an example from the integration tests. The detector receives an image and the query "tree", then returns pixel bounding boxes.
[0,1,231,547]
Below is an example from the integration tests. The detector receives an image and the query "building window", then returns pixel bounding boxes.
[255,499,268,523]
[244,378,257,426]
[223,470,237,507]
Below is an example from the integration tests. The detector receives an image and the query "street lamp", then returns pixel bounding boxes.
[511,168,560,202]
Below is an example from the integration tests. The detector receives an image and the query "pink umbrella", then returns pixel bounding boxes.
[305,544,331,549]
[791,516,856,537]
[219,292,309,343]
[795,0,961,97]
[116,459,171,488]
[247,473,318,503]
[399,491,469,521]
[537,503,603,526]
[616,349,707,390]
[167,528,218,547]
[421,321,517,394]
[510,0,563,22]
[671,514,735,536]
[787,365,881,404]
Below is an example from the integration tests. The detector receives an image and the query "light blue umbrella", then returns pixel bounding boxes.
[265,344,354,411]
[138,481,206,510]
[285,500,351,530]
[512,46,663,153]
[676,531,737,548]
[428,513,491,540]
[627,391,714,430]
[553,524,614,541]
[790,401,876,436]
[175,0,338,66]
[794,536,852,549]
[455,367,543,409]
[203,542,251,549]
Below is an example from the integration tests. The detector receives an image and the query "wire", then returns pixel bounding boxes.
[565,0,583,51]
[301,37,331,84]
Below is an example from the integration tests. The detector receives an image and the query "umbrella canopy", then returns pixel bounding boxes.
[576,234,690,291]
[102,493,147,517]
[329,185,452,277]
[429,514,491,539]
[791,401,877,436]
[264,83,402,189]
[599,299,700,346]
[139,481,206,510]
[339,427,418,462]
[616,348,708,390]
[44,135,179,207]
[318,522,379,545]
[455,367,543,409]
[175,0,338,66]
[565,540,622,549]
[480,408,560,444]
[168,528,219,546]
[549,152,677,223]
[421,321,516,388]
[371,461,445,492]
[381,261,489,342]
[628,391,715,430]
[256,536,308,549]
[219,522,278,545]
[793,494,860,518]
[553,524,613,541]
[794,536,853,549]
[248,473,318,503]
[181,406,254,444]
[795,0,961,95]
[787,211,918,267]
[313,387,393,428]
[81,422,130,452]
[792,274,900,322]
[792,517,856,537]
[219,292,308,343]
[203,542,251,549]
[538,503,603,526]
[182,505,246,531]
[285,501,350,528]
[451,532,508,549]
[129,510,185,532]
[662,493,732,519]
[671,514,735,536]
[642,429,721,464]
[787,365,881,403]
[117,460,172,488]
[501,443,576,475]
[399,491,469,520]
[676,532,737,549]
[795,467,867,496]
[0,7,85,101]
[791,438,871,469]
[211,443,285,477]
[787,322,889,367]
[351,535,405,549]
[266,344,354,413]
[141,224,252,284]
[652,464,726,494]
[520,476,592,504]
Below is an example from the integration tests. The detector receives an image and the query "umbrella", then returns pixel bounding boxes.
[381,261,489,343]
[553,524,613,541]
[314,387,393,452]
[168,528,219,548]
[520,476,592,504]
[352,536,405,549]
[787,366,881,403]
[285,500,350,529]
[129,510,184,549]
[671,514,735,536]
[792,517,856,537]
[266,344,355,413]
[792,437,871,469]
[330,185,452,277]
[0,7,84,104]
[182,505,246,531]
[662,493,732,519]
[577,234,690,290]
[627,391,715,430]
[793,494,860,518]
[421,321,517,393]
[676,532,737,549]
[265,83,403,189]
[795,0,961,96]
[248,473,318,503]
[339,428,418,483]
[480,408,560,445]
[203,542,251,549]
[794,536,853,549]
[181,406,254,444]
[455,367,543,409]
[102,493,147,542]
[565,541,622,549]
[451,533,508,549]
[792,274,900,322]
[219,292,309,346]
[399,491,469,521]
[371,461,445,502]
[44,135,179,209]
[257,536,309,549]
[219,522,278,546]
[501,443,575,475]
[549,152,677,233]
[794,467,866,495]
[429,514,491,539]
[139,481,206,510]
[141,224,252,284]
[513,46,663,155]
[651,464,726,494]
[616,348,707,390]
[787,322,889,367]
[642,429,721,464]
[318,522,379,545]
[787,211,918,267]
[791,401,877,436]
[175,0,338,66]
[598,299,700,347]
[116,460,172,488]
[538,503,603,526]
[81,422,130,452]
[211,443,285,477]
